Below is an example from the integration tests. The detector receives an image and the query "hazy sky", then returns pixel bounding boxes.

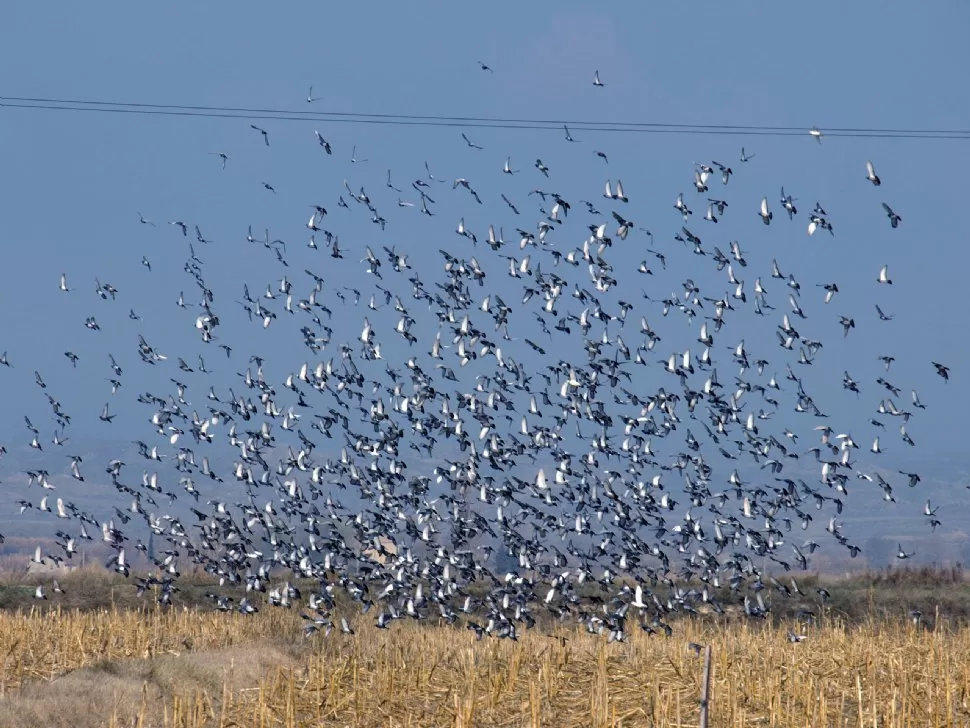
[1,2,970,542]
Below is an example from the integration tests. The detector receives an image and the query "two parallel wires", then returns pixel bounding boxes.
[2,94,969,140]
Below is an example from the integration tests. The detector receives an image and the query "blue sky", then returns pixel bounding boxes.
[1,2,970,549]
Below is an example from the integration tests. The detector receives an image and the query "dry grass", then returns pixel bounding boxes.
[0,642,300,728]
[1,606,970,727]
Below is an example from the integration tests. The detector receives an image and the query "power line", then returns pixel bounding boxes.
[2,94,969,140]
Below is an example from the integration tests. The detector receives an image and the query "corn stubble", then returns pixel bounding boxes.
[1,607,968,727]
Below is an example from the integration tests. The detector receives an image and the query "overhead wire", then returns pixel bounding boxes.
[2,94,969,140]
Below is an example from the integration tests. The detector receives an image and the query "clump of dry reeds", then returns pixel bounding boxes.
[1,606,969,727]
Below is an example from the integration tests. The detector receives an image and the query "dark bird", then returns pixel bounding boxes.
[882,202,901,228]
[250,124,270,146]
[461,133,484,151]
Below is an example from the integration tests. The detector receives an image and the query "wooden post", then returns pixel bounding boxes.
[700,644,713,728]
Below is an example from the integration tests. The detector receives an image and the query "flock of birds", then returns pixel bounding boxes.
[1,67,955,643]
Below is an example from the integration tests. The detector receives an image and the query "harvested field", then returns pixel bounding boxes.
[1,605,968,727]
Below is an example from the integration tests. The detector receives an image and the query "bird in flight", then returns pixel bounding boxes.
[461,133,484,151]
[758,197,772,225]
[865,160,881,186]
[250,124,270,146]
[209,152,229,169]
[882,202,901,228]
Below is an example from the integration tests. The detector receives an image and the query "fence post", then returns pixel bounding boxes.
[700,644,712,728]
